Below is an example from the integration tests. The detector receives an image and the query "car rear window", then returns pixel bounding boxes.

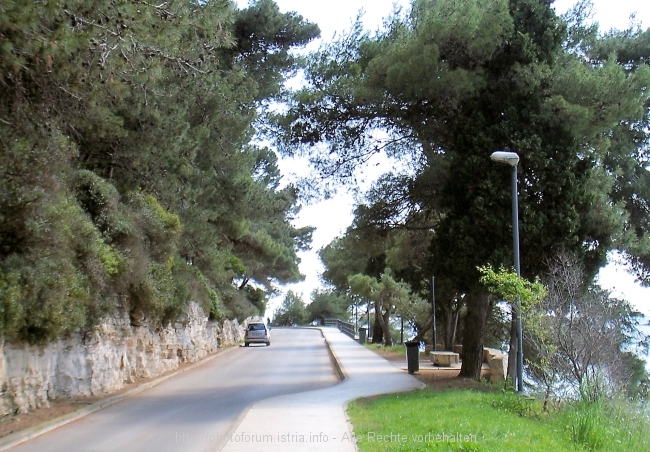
[248,323,265,331]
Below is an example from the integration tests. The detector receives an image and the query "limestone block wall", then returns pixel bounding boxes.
[0,303,244,416]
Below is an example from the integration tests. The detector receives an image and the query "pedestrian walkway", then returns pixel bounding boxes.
[219,328,424,452]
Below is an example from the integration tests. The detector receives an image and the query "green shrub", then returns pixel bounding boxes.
[130,257,180,323]
[566,402,607,450]
[73,170,134,242]
[0,191,120,342]
[196,271,224,321]
[562,397,650,451]
[127,191,182,262]
[559,374,647,451]
[490,391,544,419]
[0,271,26,338]
[0,253,91,342]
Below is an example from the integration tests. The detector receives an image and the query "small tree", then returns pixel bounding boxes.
[479,265,547,384]
[348,269,422,346]
[306,289,353,324]
[526,255,648,400]
[273,291,307,326]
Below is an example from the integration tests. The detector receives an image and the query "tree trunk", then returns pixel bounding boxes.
[372,302,383,344]
[381,308,392,346]
[411,318,432,343]
[458,292,490,380]
[442,301,462,350]
[374,292,394,346]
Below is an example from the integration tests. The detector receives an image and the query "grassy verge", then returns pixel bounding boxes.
[347,389,649,451]
[363,343,407,355]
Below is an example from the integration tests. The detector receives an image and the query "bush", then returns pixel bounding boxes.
[73,170,134,242]
[491,391,544,419]
[562,397,650,451]
[0,192,120,342]
[566,401,608,450]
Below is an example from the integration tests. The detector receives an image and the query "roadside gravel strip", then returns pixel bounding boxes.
[219,328,424,452]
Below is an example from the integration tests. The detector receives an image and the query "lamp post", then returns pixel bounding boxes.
[490,151,524,394]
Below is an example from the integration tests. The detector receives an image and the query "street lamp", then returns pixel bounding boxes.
[490,150,524,394]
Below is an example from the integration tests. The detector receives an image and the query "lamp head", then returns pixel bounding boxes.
[490,151,519,166]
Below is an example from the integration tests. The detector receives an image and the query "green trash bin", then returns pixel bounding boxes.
[358,327,367,344]
[405,341,419,374]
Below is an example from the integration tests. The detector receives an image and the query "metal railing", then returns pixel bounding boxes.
[324,318,355,339]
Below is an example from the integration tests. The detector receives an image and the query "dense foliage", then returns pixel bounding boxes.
[277,0,650,380]
[0,0,319,342]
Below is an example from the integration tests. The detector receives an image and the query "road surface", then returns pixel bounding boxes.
[9,328,338,452]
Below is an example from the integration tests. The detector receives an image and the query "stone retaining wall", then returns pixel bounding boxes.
[0,303,244,416]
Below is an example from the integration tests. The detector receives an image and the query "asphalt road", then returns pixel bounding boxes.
[9,328,338,452]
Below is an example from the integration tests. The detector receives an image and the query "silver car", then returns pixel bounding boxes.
[244,322,271,346]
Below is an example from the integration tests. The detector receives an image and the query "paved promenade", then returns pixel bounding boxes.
[219,327,424,452]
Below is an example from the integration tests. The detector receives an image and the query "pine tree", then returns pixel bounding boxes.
[277,0,650,379]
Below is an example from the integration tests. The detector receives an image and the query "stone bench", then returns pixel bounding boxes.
[429,351,460,367]
[483,348,508,383]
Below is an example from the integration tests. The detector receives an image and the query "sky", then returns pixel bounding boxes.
[233,0,650,321]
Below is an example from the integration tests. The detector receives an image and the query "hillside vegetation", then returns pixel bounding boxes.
[0,0,319,342]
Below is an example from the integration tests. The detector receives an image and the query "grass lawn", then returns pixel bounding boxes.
[347,389,649,451]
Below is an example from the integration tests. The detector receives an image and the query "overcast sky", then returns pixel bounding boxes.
[234,0,650,319]
[241,0,650,41]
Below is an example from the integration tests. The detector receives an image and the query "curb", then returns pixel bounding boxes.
[281,326,348,381]
[0,345,239,451]
[317,327,348,381]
